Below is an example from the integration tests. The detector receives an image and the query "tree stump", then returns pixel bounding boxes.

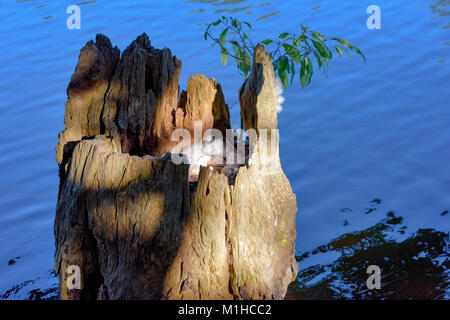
[54,33,298,300]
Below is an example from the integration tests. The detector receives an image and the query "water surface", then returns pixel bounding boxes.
[0,0,448,299]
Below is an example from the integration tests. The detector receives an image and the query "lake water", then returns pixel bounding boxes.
[0,0,448,299]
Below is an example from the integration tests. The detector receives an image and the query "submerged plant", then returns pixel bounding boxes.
[204,16,365,88]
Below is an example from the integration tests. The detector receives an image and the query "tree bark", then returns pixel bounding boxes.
[54,34,297,300]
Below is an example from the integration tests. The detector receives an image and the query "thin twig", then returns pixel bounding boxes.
[206,31,245,61]
[221,20,254,56]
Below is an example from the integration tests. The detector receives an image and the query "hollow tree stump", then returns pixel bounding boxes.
[54,34,298,300]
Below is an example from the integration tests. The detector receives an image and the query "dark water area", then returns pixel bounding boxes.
[0,0,449,299]
[288,204,449,299]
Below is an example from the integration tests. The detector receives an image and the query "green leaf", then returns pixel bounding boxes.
[311,40,331,63]
[229,40,240,47]
[282,43,291,52]
[242,21,252,29]
[332,37,351,48]
[300,58,307,87]
[300,56,313,87]
[284,43,300,63]
[234,44,244,70]
[313,51,323,69]
[311,40,325,57]
[279,32,289,39]
[232,42,241,56]
[306,56,313,84]
[212,19,221,26]
[341,47,351,58]
[242,50,251,77]
[221,48,229,66]
[231,17,237,28]
[290,60,295,84]
[204,23,213,40]
[278,67,289,88]
[261,39,273,45]
[335,46,343,57]
[231,17,242,29]
[331,37,344,42]
[218,28,229,47]
[294,35,306,46]
[311,31,324,41]
[279,56,289,71]
[352,46,366,62]
[277,56,289,88]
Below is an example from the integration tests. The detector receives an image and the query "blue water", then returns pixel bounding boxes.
[0,0,448,299]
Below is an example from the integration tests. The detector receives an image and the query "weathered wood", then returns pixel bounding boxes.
[239,44,278,132]
[56,34,120,165]
[55,34,297,300]
[101,33,182,156]
[55,136,190,299]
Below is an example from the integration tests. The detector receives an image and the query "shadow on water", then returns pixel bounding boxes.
[286,204,449,300]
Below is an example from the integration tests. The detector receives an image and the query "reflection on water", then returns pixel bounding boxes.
[425,0,450,18]
[186,0,280,21]
[287,205,449,300]
[424,0,450,52]
[77,1,98,5]
[214,6,252,13]
[256,11,280,20]
[189,8,206,14]
[2,203,447,300]
[1,0,449,300]
[0,269,57,300]
[187,0,249,4]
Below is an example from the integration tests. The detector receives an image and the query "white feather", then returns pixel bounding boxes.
[275,77,285,113]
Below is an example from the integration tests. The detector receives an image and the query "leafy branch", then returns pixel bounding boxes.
[204,16,365,88]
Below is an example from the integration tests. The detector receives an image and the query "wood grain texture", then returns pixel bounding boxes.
[55,34,297,300]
